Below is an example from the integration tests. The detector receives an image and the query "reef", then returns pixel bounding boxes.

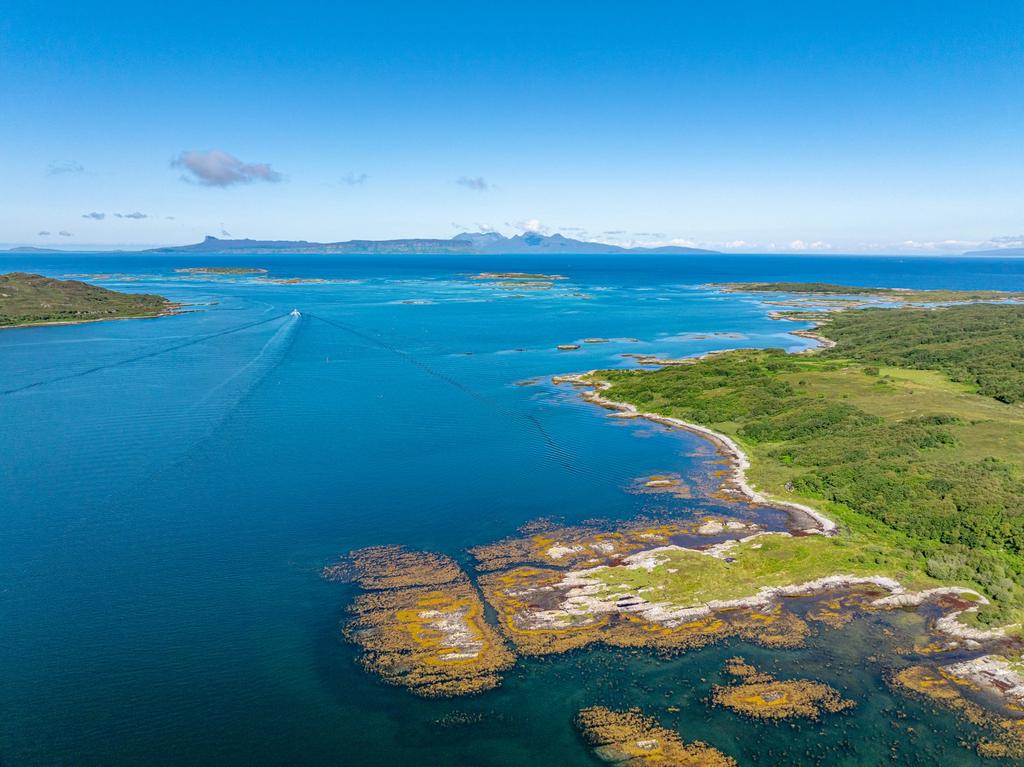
[478,564,811,656]
[471,520,819,657]
[631,474,693,499]
[469,518,755,572]
[258,276,327,284]
[468,272,566,281]
[890,663,1024,758]
[576,706,736,766]
[337,546,515,697]
[711,657,855,720]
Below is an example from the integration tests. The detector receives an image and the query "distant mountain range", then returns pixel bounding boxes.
[145,233,718,255]
[962,247,1024,257]
[0,246,65,253]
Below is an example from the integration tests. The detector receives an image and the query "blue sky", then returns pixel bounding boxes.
[1,0,1022,253]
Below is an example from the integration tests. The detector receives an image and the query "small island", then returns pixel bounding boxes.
[576,707,736,766]
[174,266,268,275]
[0,272,177,328]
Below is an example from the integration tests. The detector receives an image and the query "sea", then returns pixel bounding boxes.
[2,253,1023,766]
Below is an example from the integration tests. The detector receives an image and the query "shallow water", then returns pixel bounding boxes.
[2,253,1023,766]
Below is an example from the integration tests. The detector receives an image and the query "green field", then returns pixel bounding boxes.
[594,301,1024,625]
[0,272,173,327]
[592,533,936,608]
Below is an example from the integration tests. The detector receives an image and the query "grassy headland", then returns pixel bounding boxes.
[0,272,175,328]
[593,298,1024,625]
[716,282,1024,304]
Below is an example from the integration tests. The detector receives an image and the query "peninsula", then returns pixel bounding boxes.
[326,283,1024,758]
[148,233,718,255]
[0,272,176,328]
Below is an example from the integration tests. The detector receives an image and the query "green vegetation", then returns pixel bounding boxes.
[825,304,1024,403]
[720,282,896,295]
[0,272,173,327]
[593,534,929,607]
[596,302,1024,624]
[174,266,267,275]
[718,282,1024,303]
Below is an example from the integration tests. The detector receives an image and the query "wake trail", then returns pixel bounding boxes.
[0,313,291,396]
[141,312,304,483]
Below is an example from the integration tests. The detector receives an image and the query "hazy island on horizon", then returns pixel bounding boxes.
[143,232,719,256]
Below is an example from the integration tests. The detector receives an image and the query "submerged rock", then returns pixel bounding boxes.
[711,657,855,720]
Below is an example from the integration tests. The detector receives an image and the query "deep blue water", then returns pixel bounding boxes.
[2,253,1023,766]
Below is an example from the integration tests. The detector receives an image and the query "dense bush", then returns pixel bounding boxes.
[602,301,1024,620]
[822,303,1024,403]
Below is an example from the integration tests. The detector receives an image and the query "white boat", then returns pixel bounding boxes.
[290,308,301,317]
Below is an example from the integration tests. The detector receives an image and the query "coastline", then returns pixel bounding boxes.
[549,312,1024,714]
[554,371,838,536]
[0,304,184,330]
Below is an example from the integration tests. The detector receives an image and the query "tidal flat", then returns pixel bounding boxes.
[4,253,1024,766]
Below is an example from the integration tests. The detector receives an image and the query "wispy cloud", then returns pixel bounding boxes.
[47,160,84,176]
[82,212,105,220]
[456,176,489,191]
[58,231,73,237]
[38,230,51,236]
[173,150,283,187]
[509,218,549,234]
[115,212,148,219]
[981,234,1024,250]
[220,224,232,237]
[341,172,368,185]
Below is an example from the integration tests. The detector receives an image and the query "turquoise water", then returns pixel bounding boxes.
[2,254,1024,766]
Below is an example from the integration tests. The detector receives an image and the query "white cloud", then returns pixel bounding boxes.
[82,212,105,220]
[510,218,549,234]
[173,150,283,187]
[456,175,489,191]
[58,230,73,237]
[115,212,148,219]
[38,230,51,236]
[787,240,833,251]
